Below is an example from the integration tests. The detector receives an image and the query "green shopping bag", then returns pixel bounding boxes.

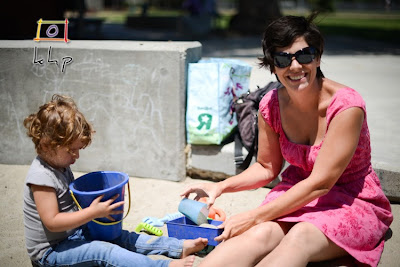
[186,58,252,145]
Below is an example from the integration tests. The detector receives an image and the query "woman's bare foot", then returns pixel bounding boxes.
[181,238,208,258]
[169,255,195,267]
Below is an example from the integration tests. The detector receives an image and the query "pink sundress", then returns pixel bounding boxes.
[259,87,393,266]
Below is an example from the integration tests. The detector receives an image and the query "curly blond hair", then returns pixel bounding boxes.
[24,94,94,155]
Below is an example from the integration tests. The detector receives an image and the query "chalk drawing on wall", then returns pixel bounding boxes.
[29,50,169,163]
[0,89,28,155]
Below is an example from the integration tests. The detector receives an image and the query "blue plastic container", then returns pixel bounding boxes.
[166,216,223,246]
[178,198,209,225]
[69,171,129,241]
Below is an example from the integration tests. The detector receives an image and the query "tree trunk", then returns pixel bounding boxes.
[230,0,282,35]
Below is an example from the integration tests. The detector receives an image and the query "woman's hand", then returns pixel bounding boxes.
[215,211,257,242]
[180,182,222,208]
[88,194,124,221]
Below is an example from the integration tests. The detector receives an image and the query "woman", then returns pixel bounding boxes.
[181,14,393,266]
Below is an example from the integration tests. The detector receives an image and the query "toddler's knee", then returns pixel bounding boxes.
[86,240,117,254]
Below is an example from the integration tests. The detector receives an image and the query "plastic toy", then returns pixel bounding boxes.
[135,222,163,236]
[166,216,223,246]
[142,212,183,227]
[178,198,209,225]
[199,197,226,221]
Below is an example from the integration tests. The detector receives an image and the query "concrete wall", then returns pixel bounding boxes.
[0,40,202,181]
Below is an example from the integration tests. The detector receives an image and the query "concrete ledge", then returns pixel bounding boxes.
[188,142,281,188]
[0,40,201,181]
[189,142,400,201]
[375,168,400,202]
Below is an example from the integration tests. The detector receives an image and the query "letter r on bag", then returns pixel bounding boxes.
[197,113,212,130]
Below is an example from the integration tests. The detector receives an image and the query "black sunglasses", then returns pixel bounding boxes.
[273,47,317,68]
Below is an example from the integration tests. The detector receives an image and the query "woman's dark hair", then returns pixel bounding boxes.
[259,12,324,78]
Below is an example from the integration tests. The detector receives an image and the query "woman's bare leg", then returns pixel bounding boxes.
[255,222,349,267]
[198,222,291,267]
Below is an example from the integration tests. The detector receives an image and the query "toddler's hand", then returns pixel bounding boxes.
[89,194,124,221]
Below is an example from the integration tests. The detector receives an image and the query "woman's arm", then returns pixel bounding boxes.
[32,185,124,232]
[216,107,364,241]
[181,111,284,206]
[219,111,285,193]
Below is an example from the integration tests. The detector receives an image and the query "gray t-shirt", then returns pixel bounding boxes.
[23,156,78,261]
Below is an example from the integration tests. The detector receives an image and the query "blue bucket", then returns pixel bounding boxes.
[69,171,130,241]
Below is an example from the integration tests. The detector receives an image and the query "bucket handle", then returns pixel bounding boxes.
[70,182,131,226]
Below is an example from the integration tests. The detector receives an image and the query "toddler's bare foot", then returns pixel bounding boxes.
[169,255,195,267]
[181,238,208,258]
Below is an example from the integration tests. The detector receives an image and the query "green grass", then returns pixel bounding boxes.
[88,8,185,24]
[88,9,400,44]
[285,11,400,44]
[88,10,129,24]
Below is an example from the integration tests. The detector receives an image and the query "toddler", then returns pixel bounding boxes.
[23,94,207,267]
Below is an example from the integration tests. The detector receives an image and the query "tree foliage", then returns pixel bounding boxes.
[308,0,335,12]
[230,0,282,34]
